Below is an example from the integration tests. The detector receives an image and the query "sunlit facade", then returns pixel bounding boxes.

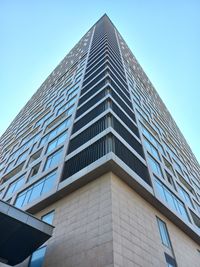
[0,15,200,267]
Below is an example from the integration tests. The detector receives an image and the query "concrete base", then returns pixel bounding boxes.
[16,172,200,267]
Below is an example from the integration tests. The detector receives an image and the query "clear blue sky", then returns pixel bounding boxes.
[1,0,200,162]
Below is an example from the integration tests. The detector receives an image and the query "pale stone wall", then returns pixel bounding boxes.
[110,173,200,267]
[3,172,199,267]
[37,172,114,267]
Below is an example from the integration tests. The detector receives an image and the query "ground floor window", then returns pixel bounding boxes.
[28,246,46,267]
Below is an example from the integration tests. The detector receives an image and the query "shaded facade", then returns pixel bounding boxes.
[0,15,200,266]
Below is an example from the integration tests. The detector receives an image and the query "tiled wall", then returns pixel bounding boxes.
[25,173,200,267]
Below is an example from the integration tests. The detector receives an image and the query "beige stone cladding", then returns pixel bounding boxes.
[111,173,200,267]
[36,172,114,267]
[28,172,200,267]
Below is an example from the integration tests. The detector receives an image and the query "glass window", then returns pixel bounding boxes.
[190,210,200,229]
[173,159,183,175]
[155,178,167,202]
[56,97,76,116]
[5,160,15,173]
[163,158,175,174]
[165,190,177,211]
[35,112,50,127]
[15,171,56,208]
[157,218,171,248]
[42,174,56,194]
[40,118,71,147]
[154,178,190,223]
[144,138,160,160]
[141,124,164,155]
[44,149,63,171]
[0,161,5,170]
[16,150,29,164]
[165,253,177,267]
[41,210,54,225]
[29,163,40,180]
[5,174,26,198]
[57,118,71,132]
[46,113,66,131]
[67,97,77,108]
[178,185,194,209]
[29,246,46,267]
[147,154,163,177]
[165,171,176,190]
[28,182,44,203]
[67,88,79,99]
[66,105,74,117]
[54,98,64,110]
[47,132,67,153]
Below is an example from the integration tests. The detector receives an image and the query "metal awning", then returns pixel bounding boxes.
[0,200,54,266]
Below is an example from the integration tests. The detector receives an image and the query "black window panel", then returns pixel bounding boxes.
[107,52,124,73]
[112,102,137,131]
[112,117,142,156]
[68,116,107,154]
[69,114,141,156]
[106,48,124,70]
[106,42,121,57]
[164,253,177,267]
[108,63,128,89]
[79,80,106,106]
[63,134,150,186]
[81,71,107,95]
[89,41,108,59]
[109,71,129,96]
[90,35,107,52]
[91,36,106,48]
[72,102,106,134]
[83,64,107,87]
[85,55,125,86]
[86,50,124,80]
[111,90,134,120]
[76,89,106,118]
[110,80,132,108]
[114,137,151,185]
[63,136,108,179]
[92,32,107,41]
[86,51,107,72]
[87,42,122,72]
[84,57,106,80]
[106,43,122,65]
[87,48,107,67]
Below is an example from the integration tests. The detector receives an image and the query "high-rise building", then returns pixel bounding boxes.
[0,14,200,267]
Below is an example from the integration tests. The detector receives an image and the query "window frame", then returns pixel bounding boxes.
[28,245,47,267]
[157,217,172,248]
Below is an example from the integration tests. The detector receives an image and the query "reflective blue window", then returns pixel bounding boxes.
[141,124,164,155]
[5,174,26,198]
[40,118,71,147]
[155,178,190,223]
[44,149,62,171]
[178,185,194,209]
[147,154,163,178]
[16,150,29,164]
[47,132,67,153]
[56,97,76,116]
[15,171,56,208]
[29,246,46,267]
[157,218,171,248]
[144,138,160,161]
[42,211,54,225]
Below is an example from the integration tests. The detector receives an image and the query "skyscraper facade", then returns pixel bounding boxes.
[0,15,200,267]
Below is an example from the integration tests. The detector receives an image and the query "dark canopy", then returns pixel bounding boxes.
[0,200,53,266]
